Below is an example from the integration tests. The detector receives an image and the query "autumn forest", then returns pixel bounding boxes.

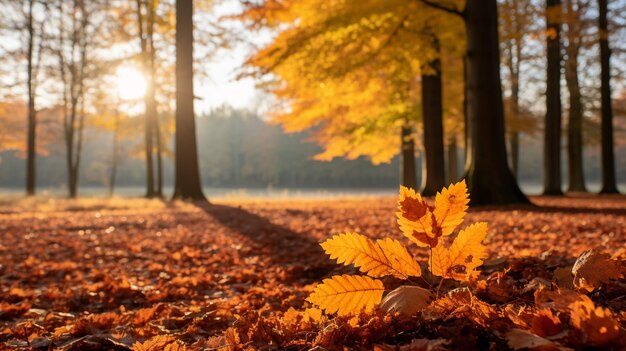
[0,0,625,350]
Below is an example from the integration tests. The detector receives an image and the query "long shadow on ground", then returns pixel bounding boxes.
[472,195,626,216]
[194,202,337,282]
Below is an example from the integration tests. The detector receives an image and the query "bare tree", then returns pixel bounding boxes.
[54,0,103,198]
[1,0,47,195]
[135,0,163,197]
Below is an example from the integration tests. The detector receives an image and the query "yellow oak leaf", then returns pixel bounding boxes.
[306,275,384,316]
[321,232,421,279]
[430,222,488,281]
[433,180,469,236]
[397,186,438,247]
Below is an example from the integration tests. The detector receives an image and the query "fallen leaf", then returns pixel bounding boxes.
[572,250,623,293]
[506,329,565,351]
[380,285,432,317]
[569,298,621,347]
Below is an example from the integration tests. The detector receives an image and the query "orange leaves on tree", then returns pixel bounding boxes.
[306,275,384,316]
[321,232,421,279]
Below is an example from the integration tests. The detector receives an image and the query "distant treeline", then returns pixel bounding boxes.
[0,107,397,189]
[0,106,623,191]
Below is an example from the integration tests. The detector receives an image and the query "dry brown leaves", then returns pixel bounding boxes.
[0,195,625,350]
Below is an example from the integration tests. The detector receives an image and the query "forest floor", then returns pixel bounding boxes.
[0,194,625,350]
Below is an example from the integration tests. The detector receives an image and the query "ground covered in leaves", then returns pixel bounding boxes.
[0,194,625,350]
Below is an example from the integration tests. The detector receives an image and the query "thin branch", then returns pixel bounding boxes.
[414,0,465,19]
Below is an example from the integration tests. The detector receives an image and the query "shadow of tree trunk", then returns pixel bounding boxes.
[194,202,339,282]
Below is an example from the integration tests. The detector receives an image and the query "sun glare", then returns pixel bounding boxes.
[115,66,147,101]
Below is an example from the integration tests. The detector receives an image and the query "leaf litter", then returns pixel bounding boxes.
[0,190,625,350]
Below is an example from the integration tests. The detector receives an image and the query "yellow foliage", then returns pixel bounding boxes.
[433,180,469,236]
[396,186,437,247]
[321,232,421,279]
[241,0,466,163]
[306,275,384,316]
[430,222,488,281]
[308,181,489,316]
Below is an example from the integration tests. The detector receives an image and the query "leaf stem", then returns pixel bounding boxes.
[435,277,445,299]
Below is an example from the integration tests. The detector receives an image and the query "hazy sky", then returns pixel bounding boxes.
[0,0,267,115]
[195,0,268,114]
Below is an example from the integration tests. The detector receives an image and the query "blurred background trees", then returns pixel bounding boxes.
[0,0,624,203]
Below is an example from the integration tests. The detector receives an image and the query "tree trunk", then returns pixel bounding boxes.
[109,102,120,197]
[509,132,519,177]
[69,173,77,198]
[462,54,471,176]
[400,125,417,189]
[566,89,585,192]
[144,101,155,197]
[421,39,446,196]
[65,131,74,197]
[564,0,586,193]
[447,135,458,183]
[148,0,163,197]
[173,0,206,200]
[544,0,563,195]
[154,114,164,197]
[137,0,155,198]
[598,0,618,194]
[26,0,36,196]
[66,0,88,199]
[464,0,529,205]
[416,152,423,190]
[69,95,86,198]
[508,48,520,178]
